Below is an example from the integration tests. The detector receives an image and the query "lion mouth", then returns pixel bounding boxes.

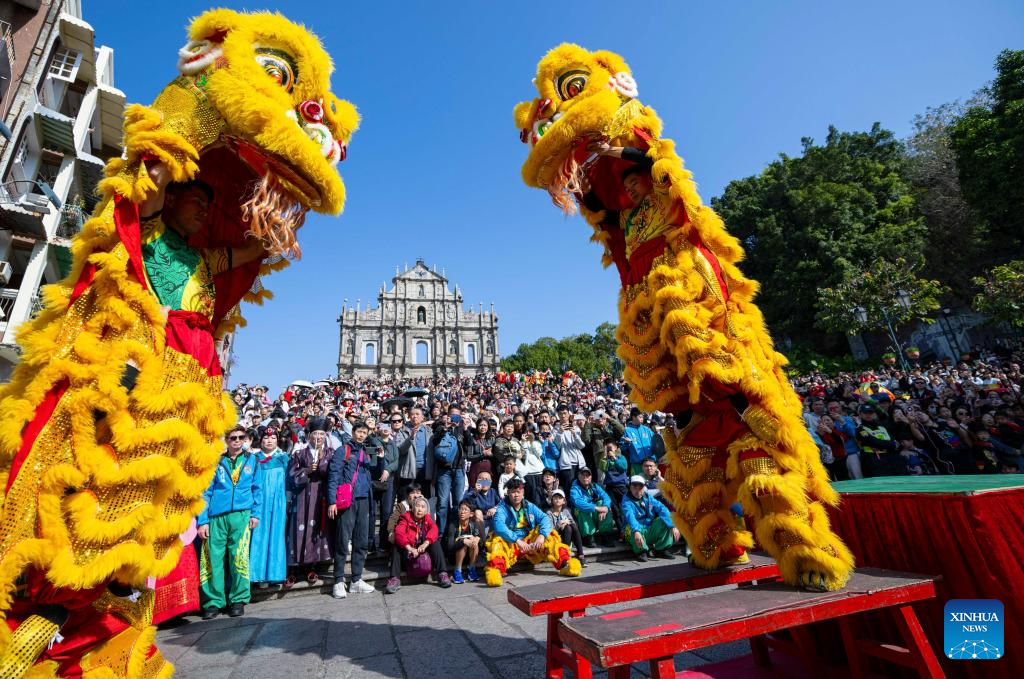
[197,136,317,259]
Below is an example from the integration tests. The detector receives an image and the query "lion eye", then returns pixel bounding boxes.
[255,47,298,93]
[555,69,589,101]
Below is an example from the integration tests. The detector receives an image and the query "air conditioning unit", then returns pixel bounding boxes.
[0,261,12,287]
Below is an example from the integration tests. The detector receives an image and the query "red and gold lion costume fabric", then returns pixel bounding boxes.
[514,44,853,592]
[0,10,357,677]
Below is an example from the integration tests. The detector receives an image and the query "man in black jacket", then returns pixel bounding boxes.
[432,409,466,535]
[854,404,907,477]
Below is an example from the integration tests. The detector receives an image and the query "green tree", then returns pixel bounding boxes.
[712,124,926,343]
[904,97,989,300]
[816,258,946,366]
[972,260,1024,328]
[501,322,621,378]
[950,49,1024,258]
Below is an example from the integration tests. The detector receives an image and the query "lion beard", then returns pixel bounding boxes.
[241,174,309,259]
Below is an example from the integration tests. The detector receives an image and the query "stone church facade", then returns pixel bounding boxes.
[337,260,500,378]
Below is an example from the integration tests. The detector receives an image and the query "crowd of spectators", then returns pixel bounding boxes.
[192,345,1024,618]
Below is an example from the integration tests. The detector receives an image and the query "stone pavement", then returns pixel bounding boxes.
[159,556,749,678]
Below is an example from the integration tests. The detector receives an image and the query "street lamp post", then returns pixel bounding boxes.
[854,291,912,374]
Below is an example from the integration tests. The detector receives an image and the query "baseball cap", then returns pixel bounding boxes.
[551,489,566,498]
[859,403,878,414]
[577,466,592,475]
[629,475,647,485]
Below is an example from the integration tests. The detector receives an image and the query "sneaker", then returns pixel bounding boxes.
[332,582,348,599]
[384,577,401,594]
[579,556,589,568]
[349,579,375,594]
[636,551,649,563]
[652,550,675,560]
[452,570,465,584]
[228,603,244,617]
[467,566,480,582]
[438,571,452,588]
[201,607,219,621]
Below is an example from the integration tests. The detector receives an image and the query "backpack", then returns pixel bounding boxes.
[433,430,459,466]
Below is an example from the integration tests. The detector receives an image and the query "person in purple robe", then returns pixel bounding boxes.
[286,417,336,584]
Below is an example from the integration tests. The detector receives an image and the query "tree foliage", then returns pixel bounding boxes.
[972,260,1024,328]
[502,322,620,378]
[711,124,926,342]
[950,49,1024,258]
[816,258,946,335]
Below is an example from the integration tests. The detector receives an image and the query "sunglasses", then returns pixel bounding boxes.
[391,419,404,424]
[228,435,246,441]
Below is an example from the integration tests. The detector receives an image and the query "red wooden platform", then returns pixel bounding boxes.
[557,568,943,679]
[829,476,1023,679]
[508,554,781,679]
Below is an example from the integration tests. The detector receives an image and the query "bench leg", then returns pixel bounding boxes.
[894,604,945,679]
[648,656,676,678]
[545,613,565,679]
[608,666,631,679]
[790,626,823,677]
[749,634,771,667]
[838,616,866,679]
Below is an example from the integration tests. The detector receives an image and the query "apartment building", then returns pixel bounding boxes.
[0,0,124,379]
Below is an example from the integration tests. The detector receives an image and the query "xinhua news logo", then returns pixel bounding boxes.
[944,599,1004,660]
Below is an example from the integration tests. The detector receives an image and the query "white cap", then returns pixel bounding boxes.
[551,489,566,497]
[629,475,647,485]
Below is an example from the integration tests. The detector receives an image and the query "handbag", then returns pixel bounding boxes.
[335,446,363,510]
[407,551,432,578]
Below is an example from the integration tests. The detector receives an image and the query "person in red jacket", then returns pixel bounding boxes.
[389,497,452,593]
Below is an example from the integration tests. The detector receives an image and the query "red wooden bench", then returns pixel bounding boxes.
[557,568,944,678]
[507,553,781,679]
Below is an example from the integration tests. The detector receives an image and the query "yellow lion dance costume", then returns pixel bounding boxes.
[0,10,357,677]
[514,45,853,592]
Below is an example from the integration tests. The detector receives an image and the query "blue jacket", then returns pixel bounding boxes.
[622,424,656,465]
[463,488,500,513]
[199,452,264,525]
[540,440,560,471]
[603,454,629,488]
[328,441,382,503]
[832,415,861,457]
[570,481,611,512]
[492,499,552,542]
[621,491,672,533]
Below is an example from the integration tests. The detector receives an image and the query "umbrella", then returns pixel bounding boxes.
[289,380,313,388]
[313,381,332,388]
[381,396,414,411]
[402,387,429,397]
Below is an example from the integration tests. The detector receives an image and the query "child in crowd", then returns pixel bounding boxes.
[497,455,523,499]
[545,489,586,567]
[602,439,629,531]
[462,471,500,534]
[444,500,482,583]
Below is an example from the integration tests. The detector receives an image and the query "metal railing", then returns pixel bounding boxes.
[0,287,18,321]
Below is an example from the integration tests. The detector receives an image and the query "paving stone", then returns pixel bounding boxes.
[246,618,325,656]
[393,628,490,678]
[388,600,459,631]
[230,650,322,679]
[691,639,752,664]
[172,624,259,672]
[324,652,404,679]
[438,597,540,658]
[323,619,397,660]
[157,631,203,664]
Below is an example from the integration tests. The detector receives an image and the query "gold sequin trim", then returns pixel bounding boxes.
[743,407,780,445]
[678,445,716,468]
[773,529,805,550]
[740,455,778,478]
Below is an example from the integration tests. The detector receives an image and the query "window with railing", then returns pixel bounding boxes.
[48,46,81,83]
[56,200,85,239]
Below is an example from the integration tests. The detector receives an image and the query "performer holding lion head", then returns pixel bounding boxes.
[513,44,854,592]
[0,10,357,677]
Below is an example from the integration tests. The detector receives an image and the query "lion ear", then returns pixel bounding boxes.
[591,50,628,76]
[188,8,240,43]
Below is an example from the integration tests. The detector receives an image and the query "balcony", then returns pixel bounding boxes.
[0,287,17,322]
[0,180,54,236]
[54,201,85,241]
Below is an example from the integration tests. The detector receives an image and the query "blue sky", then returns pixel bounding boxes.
[86,0,1023,393]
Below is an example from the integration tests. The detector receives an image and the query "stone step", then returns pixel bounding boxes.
[250,542,638,601]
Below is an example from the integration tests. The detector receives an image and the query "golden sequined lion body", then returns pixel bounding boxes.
[0,10,356,677]
[514,44,853,592]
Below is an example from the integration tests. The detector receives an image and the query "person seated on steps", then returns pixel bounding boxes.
[621,475,681,563]
[387,496,452,594]
[484,477,581,587]
[444,500,483,584]
[569,467,618,548]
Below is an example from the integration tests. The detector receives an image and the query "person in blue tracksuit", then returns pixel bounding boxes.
[622,408,656,475]
[621,475,680,562]
[198,425,264,619]
[569,467,617,547]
